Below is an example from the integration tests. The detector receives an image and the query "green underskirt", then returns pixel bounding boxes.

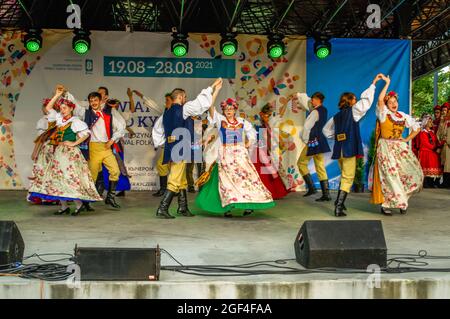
[195,164,275,216]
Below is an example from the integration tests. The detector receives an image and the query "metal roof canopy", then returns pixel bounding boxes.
[1,0,449,79]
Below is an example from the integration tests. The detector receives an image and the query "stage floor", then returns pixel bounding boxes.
[1,189,450,298]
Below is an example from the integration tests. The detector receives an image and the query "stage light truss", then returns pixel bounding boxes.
[0,0,22,28]
[0,0,448,78]
[111,0,161,31]
[412,31,450,80]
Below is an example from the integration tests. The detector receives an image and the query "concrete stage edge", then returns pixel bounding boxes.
[1,190,450,299]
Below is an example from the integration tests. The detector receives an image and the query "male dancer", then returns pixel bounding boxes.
[67,86,130,197]
[323,74,383,216]
[152,78,223,219]
[73,91,126,209]
[297,92,331,201]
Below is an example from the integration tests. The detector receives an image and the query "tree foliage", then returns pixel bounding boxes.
[412,67,450,117]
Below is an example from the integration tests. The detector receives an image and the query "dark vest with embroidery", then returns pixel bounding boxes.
[307,105,330,156]
[162,104,195,164]
[80,106,122,160]
[331,107,363,159]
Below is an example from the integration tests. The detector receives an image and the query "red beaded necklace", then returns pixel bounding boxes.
[62,114,72,123]
[226,116,238,125]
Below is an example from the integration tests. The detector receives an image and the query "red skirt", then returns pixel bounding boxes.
[253,159,289,200]
[418,149,443,177]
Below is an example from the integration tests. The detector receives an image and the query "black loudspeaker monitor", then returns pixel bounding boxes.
[0,221,25,266]
[74,245,161,281]
[294,220,387,269]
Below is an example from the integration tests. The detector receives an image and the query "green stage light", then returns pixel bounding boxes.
[269,44,283,59]
[26,39,40,52]
[74,39,89,54]
[173,43,188,57]
[220,34,238,56]
[314,39,332,59]
[24,29,42,53]
[171,33,189,57]
[72,29,91,55]
[222,42,237,56]
[267,34,285,59]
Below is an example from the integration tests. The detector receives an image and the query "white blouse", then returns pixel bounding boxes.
[36,116,49,136]
[376,107,420,131]
[47,109,90,137]
[152,116,165,148]
[207,110,257,144]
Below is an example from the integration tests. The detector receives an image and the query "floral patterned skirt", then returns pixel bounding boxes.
[195,144,275,215]
[28,142,59,204]
[376,139,423,209]
[31,142,54,178]
[29,145,102,202]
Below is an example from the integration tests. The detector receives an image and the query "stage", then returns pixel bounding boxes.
[1,189,450,299]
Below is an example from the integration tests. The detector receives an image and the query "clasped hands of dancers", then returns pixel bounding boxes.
[29,73,423,218]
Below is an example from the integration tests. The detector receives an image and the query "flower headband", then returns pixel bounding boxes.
[42,98,76,110]
[220,98,238,111]
[384,91,398,104]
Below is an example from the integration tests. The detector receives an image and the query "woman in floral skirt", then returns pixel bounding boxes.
[195,80,275,217]
[370,75,423,215]
[29,86,102,216]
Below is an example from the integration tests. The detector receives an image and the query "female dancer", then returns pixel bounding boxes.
[370,75,423,215]
[252,104,289,199]
[195,82,275,217]
[27,98,59,205]
[29,87,102,215]
[417,114,443,188]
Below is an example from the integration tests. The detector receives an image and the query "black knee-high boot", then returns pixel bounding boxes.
[316,180,332,201]
[105,180,120,208]
[335,189,347,211]
[95,173,105,196]
[302,174,317,197]
[334,190,348,217]
[177,189,194,217]
[156,190,176,219]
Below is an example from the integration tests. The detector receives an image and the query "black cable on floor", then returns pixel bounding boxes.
[160,249,450,277]
[2,249,450,281]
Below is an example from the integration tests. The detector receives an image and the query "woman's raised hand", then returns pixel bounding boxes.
[55,84,65,96]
